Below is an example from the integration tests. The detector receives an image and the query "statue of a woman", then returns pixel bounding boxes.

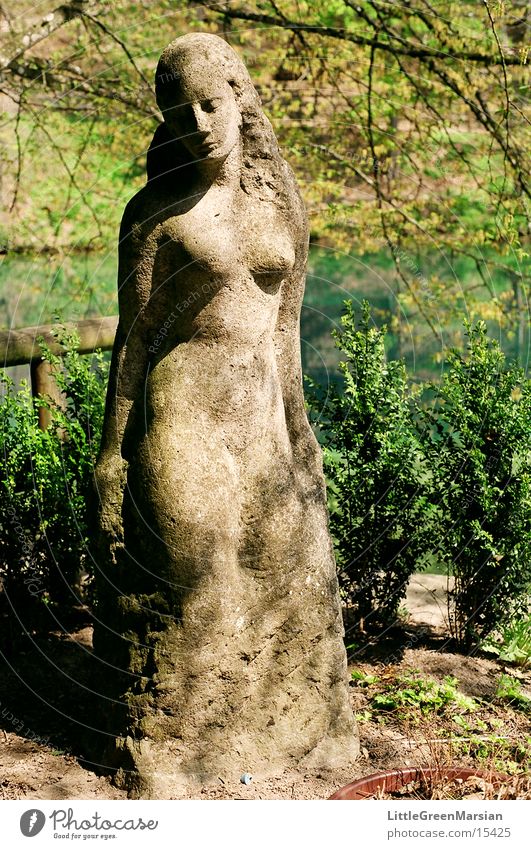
[93,32,358,798]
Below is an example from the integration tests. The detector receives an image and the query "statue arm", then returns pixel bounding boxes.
[94,203,156,537]
[274,222,323,470]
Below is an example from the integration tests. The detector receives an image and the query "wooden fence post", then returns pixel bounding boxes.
[29,359,64,431]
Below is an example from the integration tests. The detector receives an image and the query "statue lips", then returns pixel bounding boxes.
[187,131,217,156]
[195,139,218,156]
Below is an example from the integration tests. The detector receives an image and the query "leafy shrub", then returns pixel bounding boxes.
[307,301,438,633]
[418,322,531,649]
[0,330,108,635]
[309,305,531,650]
[482,616,531,668]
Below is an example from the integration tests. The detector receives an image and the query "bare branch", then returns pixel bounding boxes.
[0,2,94,74]
[214,4,526,66]
[79,9,154,93]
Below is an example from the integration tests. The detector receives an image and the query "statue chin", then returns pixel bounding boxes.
[92,31,359,799]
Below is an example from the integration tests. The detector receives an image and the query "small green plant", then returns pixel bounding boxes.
[370,673,478,718]
[482,615,531,668]
[451,733,531,775]
[452,714,487,732]
[355,710,373,723]
[0,328,108,635]
[348,661,531,778]
[351,669,379,686]
[495,674,531,714]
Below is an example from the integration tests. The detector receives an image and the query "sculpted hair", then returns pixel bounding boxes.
[148,33,294,212]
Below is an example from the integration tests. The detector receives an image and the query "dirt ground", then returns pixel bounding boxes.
[1,576,529,800]
[405,573,454,633]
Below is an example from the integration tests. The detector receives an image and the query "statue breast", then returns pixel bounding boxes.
[158,191,295,283]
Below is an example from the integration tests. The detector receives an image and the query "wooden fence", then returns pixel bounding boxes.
[0,316,117,429]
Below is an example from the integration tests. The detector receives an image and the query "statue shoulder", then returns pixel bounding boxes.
[119,186,154,241]
[117,184,166,264]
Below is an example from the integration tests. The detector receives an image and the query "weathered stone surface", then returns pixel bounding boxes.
[92,32,358,798]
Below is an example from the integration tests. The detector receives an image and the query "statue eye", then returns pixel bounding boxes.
[176,104,194,127]
[202,99,219,113]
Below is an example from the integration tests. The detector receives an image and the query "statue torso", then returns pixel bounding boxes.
[124,179,298,444]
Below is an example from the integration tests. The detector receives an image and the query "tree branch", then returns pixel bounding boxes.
[214,5,526,66]
[0,2,95,74]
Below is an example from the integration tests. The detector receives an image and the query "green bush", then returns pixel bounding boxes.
[419,322,531,649]
[309,305,531,649]
[0,330,108,635]
[307,301,438,633]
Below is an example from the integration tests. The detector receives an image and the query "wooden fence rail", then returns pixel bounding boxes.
[0,316,118,429]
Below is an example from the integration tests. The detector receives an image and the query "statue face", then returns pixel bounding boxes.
[163,66,242,164]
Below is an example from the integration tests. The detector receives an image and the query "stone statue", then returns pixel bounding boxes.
[93,32,358,798]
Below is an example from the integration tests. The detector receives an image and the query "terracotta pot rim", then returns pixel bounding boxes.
[329,765,509,800]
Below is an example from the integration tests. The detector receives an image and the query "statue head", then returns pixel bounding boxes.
[148,33,281,191]
[146,32,304,231]
[155,34,246,165]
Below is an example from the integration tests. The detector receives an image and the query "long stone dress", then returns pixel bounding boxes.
[92,33,358,798]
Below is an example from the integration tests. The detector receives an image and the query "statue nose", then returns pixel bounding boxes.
[191,104,210,135]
